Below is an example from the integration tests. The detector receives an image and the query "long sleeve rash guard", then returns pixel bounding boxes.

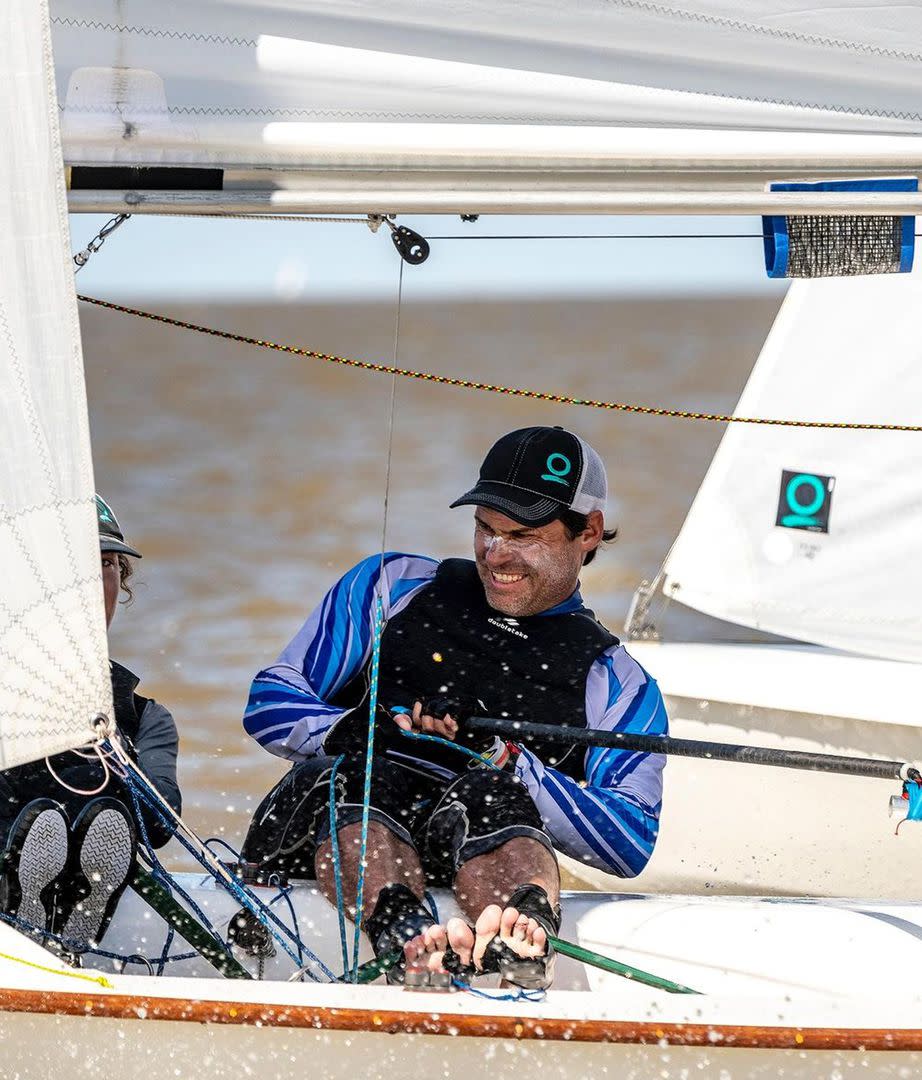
[244,553,667,878]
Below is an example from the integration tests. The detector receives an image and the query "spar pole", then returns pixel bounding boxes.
[464,717,922,783]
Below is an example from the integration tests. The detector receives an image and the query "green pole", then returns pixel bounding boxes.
[129,866,252,980]
[350,938,700,994]
[548,935,700,994]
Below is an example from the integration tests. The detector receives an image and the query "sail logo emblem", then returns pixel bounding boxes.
[775,470,834,532]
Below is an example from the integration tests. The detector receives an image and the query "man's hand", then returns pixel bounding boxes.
[393,701,459,741]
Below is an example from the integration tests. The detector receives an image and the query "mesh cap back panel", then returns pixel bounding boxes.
[571,434,607,515]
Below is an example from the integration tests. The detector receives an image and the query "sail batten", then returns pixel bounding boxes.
[1,0,110,769]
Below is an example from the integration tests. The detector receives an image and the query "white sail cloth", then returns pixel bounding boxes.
[0,0,111,768]
[662,263,922,663]
[50,0,922,171]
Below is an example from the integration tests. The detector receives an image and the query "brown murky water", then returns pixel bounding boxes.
[80,295,782,864]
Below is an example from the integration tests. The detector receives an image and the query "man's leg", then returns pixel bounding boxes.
[404,769,562,984]
[453,835,560,972]
[314,820,424,918]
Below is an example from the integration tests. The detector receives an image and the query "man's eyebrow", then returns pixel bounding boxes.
[475,515,532,538]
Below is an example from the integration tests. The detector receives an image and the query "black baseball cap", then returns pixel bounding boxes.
[450,426,608,527]
[96,494,142,558]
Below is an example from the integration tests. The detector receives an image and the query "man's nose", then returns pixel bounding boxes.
[483,536,512,563]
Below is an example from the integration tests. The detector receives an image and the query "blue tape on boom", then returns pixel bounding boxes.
[763,178,917,279]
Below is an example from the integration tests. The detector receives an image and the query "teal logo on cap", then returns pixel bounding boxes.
[542,453,572,486]
[95,495,115,525]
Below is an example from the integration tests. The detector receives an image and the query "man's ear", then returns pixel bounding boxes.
[579,510,604,555]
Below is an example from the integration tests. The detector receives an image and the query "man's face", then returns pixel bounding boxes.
[473,507,597,617]
[102,551,120,629]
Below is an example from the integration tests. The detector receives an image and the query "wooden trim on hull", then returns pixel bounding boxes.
[0,987,918,1051]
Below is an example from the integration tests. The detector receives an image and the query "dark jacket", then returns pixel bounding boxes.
[0,661,180,849]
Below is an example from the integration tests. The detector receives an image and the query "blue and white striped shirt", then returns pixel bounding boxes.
[244,553,667,878]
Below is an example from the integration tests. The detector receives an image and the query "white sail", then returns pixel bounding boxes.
[661,264,922,663]
[50,0,922,175]
[0,0,111,768]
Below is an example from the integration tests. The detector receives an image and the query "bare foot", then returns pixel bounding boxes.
[402,918,473,971]
[472,904,548,972]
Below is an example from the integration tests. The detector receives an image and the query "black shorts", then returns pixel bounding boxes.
[240,753,553,887]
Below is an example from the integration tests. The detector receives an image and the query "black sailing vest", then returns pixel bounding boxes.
[332,559,618,780]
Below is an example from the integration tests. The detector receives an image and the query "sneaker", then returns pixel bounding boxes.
[59,798,136,950]
[0,800,70,938]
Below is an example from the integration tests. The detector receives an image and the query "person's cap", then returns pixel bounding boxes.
[450,426,607,527]
[96,494,142,558]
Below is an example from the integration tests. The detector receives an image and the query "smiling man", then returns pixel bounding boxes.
[241,426,667,988]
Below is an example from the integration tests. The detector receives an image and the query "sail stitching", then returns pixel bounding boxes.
[77,295,922,434]
[57,100,922,124]
[49,16,255,48]
[50,9,922,63]
[604,0,922,63]
[0,307,101,685]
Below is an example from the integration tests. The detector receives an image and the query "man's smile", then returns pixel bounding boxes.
[491,570,525,584]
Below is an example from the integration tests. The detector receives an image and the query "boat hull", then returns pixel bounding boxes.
[4,882,922,1076]
[568,641,922,900]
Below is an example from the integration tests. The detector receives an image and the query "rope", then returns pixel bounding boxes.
[164,213,382,229]
[0,946,115,989]
[452,979,546,1002]
[397,727,501,769]
[109,740,337,980]
[42,743,115,796]
[348,262,406,982]
[76,294,922,432]
[328,754,349,976]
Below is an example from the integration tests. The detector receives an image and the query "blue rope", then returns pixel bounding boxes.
[125,779,233,959]
[121,761,336,981]
[156,925,176,976]
[396,728,501,770]
[204,837,242,861]
[268,881,304,967]
[451,978,546,1003]
[327,754,350,976]
[0,908,196,969]
[424,891,439,924]
[351,594,385,982]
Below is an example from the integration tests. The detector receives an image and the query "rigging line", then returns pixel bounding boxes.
[350,259,405,982]
[77,294,922,432]
[427,233,766,240]
[163,212,383,229]
[429,233,922,241]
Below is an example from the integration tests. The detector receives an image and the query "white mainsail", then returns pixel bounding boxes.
[0,0,111,768]
[49,0,922,193]
[661,265,922,663]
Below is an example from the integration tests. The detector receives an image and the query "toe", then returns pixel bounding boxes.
[446,916,475,968]
[473,904,503,970]
[511,915,529,943]
[403,934,424,964]
[423,924,448,969]
[531,925,547,955]
[499,905,520,939]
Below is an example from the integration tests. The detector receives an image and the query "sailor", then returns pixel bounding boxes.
[241,427,666,987]
[0,496,181,954]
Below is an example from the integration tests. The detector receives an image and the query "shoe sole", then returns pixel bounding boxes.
[61,809,133,948]
[15,810,69,933]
